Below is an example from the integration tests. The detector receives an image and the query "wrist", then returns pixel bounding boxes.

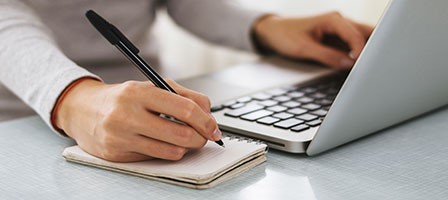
[53,78,103,137]
[252,14,282,53]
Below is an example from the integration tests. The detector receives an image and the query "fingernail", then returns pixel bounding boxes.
[212,128,222,141]
[348,51,356,59]
[340,58,355,68]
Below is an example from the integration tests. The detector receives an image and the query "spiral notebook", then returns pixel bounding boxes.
[62,136,267,189]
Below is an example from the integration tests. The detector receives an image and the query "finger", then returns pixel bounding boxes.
[301,40,354,69]
[131,135,189,161]
[165,79,211,113]
[320,13,366,58]
[130,111,207,149]
[352,21,374,39]
[139,87,220,141]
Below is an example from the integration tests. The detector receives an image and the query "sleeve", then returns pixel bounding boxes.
[0,0,100,135]
[165,0,267,52]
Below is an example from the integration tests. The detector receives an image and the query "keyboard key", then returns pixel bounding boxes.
[302,87,317,94]
[296,114,318,121]
[241,110,274,121]
[237,96,252,103]
[291,124,310,132]
[306,119,322,127]
[266,88,288,96]
[267,105,288,113]
[310,92,327,99]
[274,118,304,129]
[287,108,307,115]
[225,104,264,117]
[288,91,305,98]
[258,100,278,107]
[311,109,328,117]
[210,105,224,112]
[315,99,333,106]
[223,100,237,107]
[230,103,245,109]
[282,101,301,108]
[257,116,281,125]
[281,85,298,91]
[272,112,294,120]
[273,95,292,102]
[252,93,272,100]
[296,97,314,104]
[301,103,321,111]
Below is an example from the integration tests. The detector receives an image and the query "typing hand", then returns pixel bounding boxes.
[253,12,374,69]
[54,79,221,162]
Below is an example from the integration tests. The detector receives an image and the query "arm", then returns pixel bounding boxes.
[165,0,265,52]
[0,1,220,162]
[166,0,373,68]
[0,0,99,132]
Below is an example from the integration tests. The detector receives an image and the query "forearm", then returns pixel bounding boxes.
[165,0,267,52]
[0,0,99,134]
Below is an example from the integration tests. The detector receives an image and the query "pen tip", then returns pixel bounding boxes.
[216,140,225,148]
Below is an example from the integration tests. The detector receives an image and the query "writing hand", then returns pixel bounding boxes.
[55,79,221,162]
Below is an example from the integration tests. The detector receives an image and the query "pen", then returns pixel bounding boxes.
[85,10,225,148]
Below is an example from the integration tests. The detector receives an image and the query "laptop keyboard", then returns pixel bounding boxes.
[211,72,348,133]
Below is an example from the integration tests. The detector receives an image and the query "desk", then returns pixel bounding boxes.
[1,106,448,199]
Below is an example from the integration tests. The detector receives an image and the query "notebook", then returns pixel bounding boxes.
[62,136,267,189]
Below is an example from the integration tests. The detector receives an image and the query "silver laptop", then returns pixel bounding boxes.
[179,0,448,155]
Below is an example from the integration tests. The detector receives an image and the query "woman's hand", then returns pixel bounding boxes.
[253,12,374,68]
[55,79,221,162]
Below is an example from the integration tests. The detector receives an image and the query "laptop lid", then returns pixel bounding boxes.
[307,0,448,155]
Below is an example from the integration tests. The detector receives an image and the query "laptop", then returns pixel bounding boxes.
[179,0,448,155]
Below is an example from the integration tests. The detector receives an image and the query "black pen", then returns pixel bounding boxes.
[85,10,225,148]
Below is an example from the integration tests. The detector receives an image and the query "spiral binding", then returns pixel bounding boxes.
[223,134,270,152]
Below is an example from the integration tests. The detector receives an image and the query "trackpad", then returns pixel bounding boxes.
[178,77,253,105]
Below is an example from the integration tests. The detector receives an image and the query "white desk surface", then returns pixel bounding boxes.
[1,105,448,199]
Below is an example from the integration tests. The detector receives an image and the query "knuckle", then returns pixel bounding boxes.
[118,81,140,98]
[204,117,216,134]
[198,93,211,108]
[328,11,342,18]
[122,80,140,89]
[168,147,187,161]
[179,100,197,119]
[177,127,196,143]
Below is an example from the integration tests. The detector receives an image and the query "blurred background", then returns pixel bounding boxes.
[152,0,391,80]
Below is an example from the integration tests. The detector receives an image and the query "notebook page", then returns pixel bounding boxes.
[63,137,266,181]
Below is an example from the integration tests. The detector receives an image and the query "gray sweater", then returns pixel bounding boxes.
[0,0,264,132]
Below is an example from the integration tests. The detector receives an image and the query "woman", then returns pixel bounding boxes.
[0,0,372,162]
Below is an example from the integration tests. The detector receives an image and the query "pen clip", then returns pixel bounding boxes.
[86,10,139,54]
